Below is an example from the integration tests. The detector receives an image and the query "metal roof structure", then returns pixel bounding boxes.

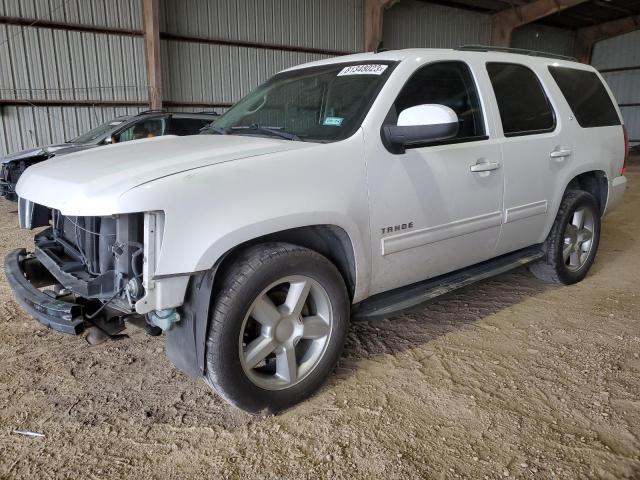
[423,0,640,29]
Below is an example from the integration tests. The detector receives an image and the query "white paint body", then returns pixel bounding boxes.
[15,49,627,312]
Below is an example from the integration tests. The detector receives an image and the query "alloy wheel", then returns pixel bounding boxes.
[563,206,595,272]
[238,275,333,390]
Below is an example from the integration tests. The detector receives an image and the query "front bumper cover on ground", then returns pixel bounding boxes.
[4,248,85,334]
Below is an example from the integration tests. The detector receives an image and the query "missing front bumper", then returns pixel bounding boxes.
[4,248,85,334]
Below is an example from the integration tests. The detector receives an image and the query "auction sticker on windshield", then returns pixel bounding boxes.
[337,64,388,76]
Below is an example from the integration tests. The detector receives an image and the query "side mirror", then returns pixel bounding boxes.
[105,135,118,145]
[381,104,459,154]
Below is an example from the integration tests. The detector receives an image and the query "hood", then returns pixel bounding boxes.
[16,134,311,214]
[1,143,94,164]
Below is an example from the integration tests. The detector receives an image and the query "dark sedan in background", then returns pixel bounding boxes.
[0,110,216,201]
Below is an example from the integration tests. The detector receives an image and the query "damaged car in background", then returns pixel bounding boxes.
[0,111,217,201]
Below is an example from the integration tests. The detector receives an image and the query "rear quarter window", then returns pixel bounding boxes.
[548,66,621,128]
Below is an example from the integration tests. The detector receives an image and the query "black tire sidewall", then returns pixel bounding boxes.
[552,192,601,284]
[206,247,349,414]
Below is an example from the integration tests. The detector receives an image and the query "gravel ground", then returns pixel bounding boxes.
[0,161,639,479]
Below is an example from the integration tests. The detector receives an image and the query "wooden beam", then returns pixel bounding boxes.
[141,0,162,110]
[490,0,588,47]
[363,0,399,52]
[575,14,640,63]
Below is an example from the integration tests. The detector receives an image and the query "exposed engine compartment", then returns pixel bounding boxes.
[32,209,146,313]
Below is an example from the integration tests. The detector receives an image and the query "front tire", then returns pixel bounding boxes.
[205,243,350,414]
[529,190,601,285]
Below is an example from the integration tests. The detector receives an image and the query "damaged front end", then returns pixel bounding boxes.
[5,198,180,339]
[1,158,46,202]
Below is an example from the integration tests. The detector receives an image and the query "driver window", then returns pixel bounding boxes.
[385,61,486,141]
[117,118,165,143]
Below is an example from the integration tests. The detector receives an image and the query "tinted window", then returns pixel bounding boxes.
[486,63,555,137]
[171,118,212,135]
[386,61,485,140]
[548,66,620,128]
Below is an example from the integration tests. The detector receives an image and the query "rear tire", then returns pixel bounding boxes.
[529,190,601,285]
[205,242,350,414]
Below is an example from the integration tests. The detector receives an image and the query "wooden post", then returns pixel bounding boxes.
[575,14,640,64]
[363,0,399,52]
[142,0,162,110]
[491,0,588,47]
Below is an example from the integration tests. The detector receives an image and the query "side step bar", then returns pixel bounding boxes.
[352,246,544,321]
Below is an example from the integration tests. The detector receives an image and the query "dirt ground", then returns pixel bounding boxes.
[1,162,639,480]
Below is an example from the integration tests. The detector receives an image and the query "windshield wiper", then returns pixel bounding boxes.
[229,124,301,142]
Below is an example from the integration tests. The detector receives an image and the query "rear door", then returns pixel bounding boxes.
[486,62,570,255]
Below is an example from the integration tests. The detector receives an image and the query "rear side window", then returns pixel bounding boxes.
[548,66,621,128]
[486,62,555,137]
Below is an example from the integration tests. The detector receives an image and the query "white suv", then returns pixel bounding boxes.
[6,47,628,413]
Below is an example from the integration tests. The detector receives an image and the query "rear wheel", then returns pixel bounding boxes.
[529,190,601,285]
[205,243,350,414]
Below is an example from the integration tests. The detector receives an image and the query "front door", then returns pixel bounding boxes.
[366,60,504,296]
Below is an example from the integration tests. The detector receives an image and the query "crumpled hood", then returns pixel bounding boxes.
[16,134,310,214]
[1,143,90,164]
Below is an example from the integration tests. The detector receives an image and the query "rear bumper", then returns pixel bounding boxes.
[605,175,627,215]
[4,248,85,334]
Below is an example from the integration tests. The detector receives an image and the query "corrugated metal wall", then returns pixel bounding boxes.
[382,1,575,57]
[0,0,363,155]
[159,0,362,107]
[160,0,362,52]
[592,30,640,146]
[0,0,147,154]
[2,0,618,156]
[511,24,576,58]
[383,0,491,49]
[0,0,142,29]
[0,25,146,102]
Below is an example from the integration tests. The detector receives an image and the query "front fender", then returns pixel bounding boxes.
[118,133,372,302]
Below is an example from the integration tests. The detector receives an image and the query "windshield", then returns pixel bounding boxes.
[69,119,127,144]
[210,61,397,142]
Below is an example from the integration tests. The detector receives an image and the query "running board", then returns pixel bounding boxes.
[352,246,544,321]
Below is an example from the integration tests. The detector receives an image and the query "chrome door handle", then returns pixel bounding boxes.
[470,161,500,172]
[550,148,572,160]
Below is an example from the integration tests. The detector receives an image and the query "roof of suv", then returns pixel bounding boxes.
[285,47,594,73]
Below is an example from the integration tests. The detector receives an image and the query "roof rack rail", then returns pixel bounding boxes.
[196,111,220,115]
[136,109,167,115]
[457,45,577,62]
